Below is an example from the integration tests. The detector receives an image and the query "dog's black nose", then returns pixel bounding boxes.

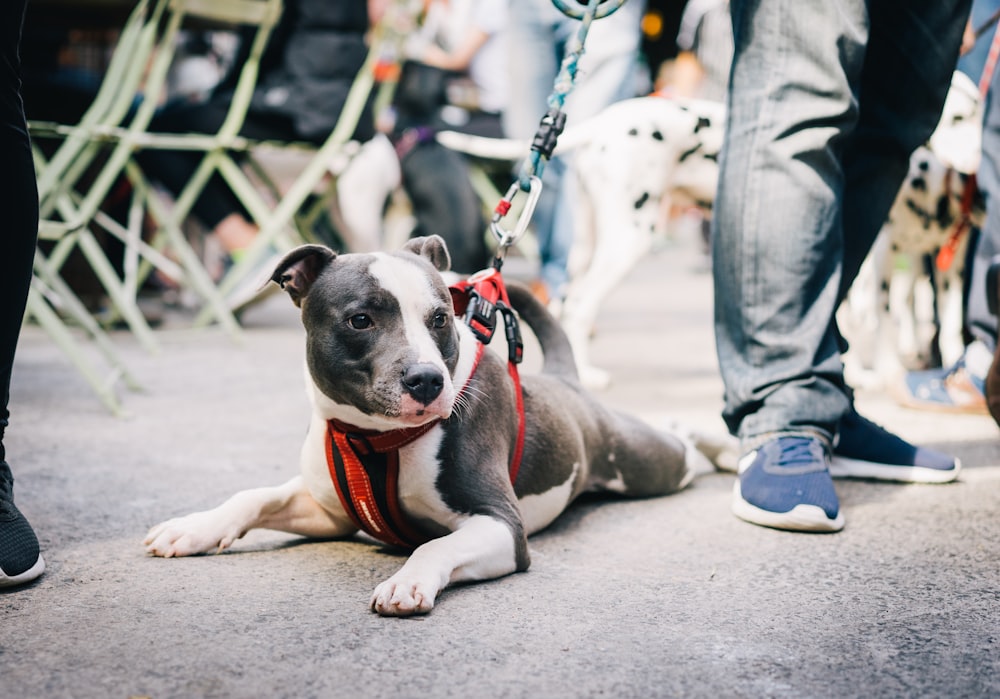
[402,364,445,405]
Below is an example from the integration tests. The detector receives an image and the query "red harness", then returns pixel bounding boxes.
[325,267,525,549]
[936,171,978,273]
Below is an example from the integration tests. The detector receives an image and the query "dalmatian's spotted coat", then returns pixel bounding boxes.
[841,71,983,388]
[439,95,726,387]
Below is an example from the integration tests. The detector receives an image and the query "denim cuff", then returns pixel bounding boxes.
[742,429,832,454]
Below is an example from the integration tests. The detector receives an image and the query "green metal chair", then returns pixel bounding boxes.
[82,0,416,332]
[29,0,168,349]
[115,0,286,332]
[24,0,170,413]
[25,255,141,417]
[31,0,284,347]
[24,0,285,413]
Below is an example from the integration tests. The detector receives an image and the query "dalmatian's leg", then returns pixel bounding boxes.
[562,166,665,389]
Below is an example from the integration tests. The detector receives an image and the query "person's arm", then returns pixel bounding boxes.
[419,28,489,72]
[368,0,390,26]
[670,51,706,98]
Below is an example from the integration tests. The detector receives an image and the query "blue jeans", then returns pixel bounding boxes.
[503,0,645,299]
[713,0,970,444]
[966,53,1000,350]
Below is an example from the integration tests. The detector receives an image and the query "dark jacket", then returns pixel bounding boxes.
[230,0,375,143]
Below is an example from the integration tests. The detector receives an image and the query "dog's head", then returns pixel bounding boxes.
[928,70,982,175]
[270,236,462,430]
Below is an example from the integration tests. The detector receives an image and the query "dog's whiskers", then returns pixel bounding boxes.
[451,383,487,421]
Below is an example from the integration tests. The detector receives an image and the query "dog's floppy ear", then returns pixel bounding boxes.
[269,244,336,307]
[403,235,451,272]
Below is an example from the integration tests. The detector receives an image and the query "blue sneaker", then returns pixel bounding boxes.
[732,436,844,533]
[830,410,960,483]
[897,343,990,415]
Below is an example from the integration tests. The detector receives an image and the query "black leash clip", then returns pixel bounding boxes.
[530,107,566,161]
[451,267,522,363]
[463,287,499,345]
[497,303,524,365]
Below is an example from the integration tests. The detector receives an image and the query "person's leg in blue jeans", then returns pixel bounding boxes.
[714,0,969,532]
[0,0,45,586]
[958,75,1000,373]
[503,0,645,302]
[976,61,1000,424]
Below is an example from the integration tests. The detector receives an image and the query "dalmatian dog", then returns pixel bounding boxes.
[437,95,726,388]
[840,70,983,389]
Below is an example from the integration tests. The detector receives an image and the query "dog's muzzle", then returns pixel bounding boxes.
[402,363,445,406]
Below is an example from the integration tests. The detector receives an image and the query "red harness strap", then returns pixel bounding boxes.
[936,172,978,272]
[325,419,438,549]
[325,268,526,549]
[450,267,526,484]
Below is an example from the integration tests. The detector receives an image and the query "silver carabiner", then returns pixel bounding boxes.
[550,0,627,21]
[490,177,543,250]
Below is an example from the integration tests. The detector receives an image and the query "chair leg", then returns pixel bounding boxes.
[41,189,162,354]
[140,184,245,341]
[75,228,160,354]
[25,285,128,417]
[32,252,142,392]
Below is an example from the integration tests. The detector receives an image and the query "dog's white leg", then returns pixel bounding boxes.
[938,265,967,367]
[144,476,354,557]
[841,240,881,388]
[893,256,927,368]
[561,218,652,390]
[370,515,519,616]
[873,241,909,383]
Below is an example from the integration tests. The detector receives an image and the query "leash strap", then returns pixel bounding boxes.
[450,268,526,484]
[490,0,626,256]
[937,172,978,272]
[979,15,1000,97]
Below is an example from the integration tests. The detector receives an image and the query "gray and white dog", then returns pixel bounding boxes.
[144,236,733,616]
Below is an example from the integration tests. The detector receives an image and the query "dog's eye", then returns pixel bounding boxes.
[348,314,373,330]
[431,312,448,329]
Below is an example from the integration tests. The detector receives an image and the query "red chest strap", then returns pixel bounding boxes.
[325,418,440,549]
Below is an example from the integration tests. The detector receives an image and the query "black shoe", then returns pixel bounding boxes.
[0,461,44,587]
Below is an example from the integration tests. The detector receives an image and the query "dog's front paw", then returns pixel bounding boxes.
[143,511,243,557]
[370,575,441,616]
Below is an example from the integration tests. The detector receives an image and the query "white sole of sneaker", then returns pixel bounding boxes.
[829,456,961,484]
[0,554,45,588]
[732,483,845,533]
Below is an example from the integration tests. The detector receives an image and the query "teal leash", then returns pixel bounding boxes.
[519,0,628,189]
[490,0,628,259]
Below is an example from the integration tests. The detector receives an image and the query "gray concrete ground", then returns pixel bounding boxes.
[3,239,998,699]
